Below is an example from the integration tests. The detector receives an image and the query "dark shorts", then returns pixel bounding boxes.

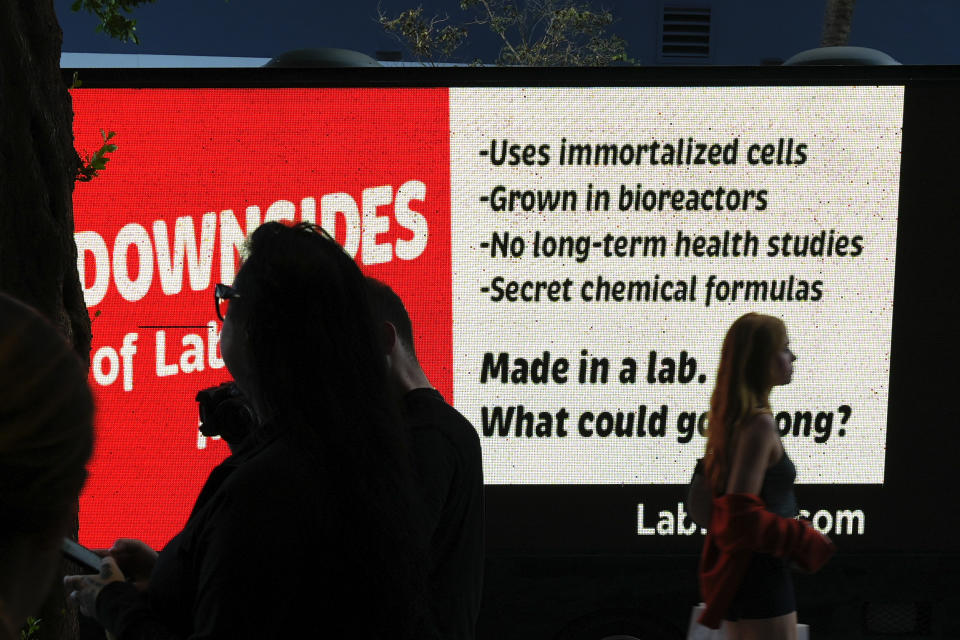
[724,553,796,621]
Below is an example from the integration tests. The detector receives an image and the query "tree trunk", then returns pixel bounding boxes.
[0,1,91,639]
[821,0,857,47]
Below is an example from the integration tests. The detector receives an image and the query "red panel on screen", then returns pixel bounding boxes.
[72,88,451,548]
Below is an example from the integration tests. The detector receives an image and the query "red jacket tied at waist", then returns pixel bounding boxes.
[697,493,836,629]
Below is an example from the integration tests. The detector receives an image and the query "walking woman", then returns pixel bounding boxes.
[66,222,435,638]
[697,313,835,638]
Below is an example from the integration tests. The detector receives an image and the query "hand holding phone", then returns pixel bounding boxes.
[107,538,158,586]
[63,556,125,618]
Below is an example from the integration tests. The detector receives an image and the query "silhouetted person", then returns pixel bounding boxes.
[67,223,435,639]
[698,313,834,637]
[0,293,93,639]
[366,277,484,640]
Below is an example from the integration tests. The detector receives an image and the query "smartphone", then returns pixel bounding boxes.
[61,537,103,573]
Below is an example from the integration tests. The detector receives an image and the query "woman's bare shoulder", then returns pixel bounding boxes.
[738,411,778,446]
[727,411,780,493]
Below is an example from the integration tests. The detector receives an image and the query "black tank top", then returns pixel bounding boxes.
[760,448,797,518]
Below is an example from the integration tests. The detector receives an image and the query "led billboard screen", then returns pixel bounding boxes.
[69,69,950,554]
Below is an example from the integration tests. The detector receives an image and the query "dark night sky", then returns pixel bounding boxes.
[55,0,548,62]
[55,0,960,65]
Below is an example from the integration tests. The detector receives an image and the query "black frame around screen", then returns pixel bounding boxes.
[64,66,960,555]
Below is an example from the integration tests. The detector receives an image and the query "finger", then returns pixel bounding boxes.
[110,538,132,554]
[63,575,83,590]
[110,539,145,561]
[112,537,142,550]
[107,547,132,563]
[93,548,110,557]
[99,556,125,582]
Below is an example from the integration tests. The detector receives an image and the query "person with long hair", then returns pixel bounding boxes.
[0,293,94,639]
[66,222,435,639]
[697,313,835,638]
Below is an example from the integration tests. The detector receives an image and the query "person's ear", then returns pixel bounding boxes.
[381,321,399,354]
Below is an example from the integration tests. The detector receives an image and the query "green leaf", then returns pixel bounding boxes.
[76,128,119,182]
[71,0,157,44]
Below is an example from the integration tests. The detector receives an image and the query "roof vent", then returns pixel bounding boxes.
[783,46,901,66]
[660,7,711,60]
[264,48,382,68]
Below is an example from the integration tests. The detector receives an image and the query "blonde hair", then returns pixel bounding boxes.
[704,312,786,495]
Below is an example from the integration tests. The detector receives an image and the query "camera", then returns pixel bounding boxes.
[196,382,257,450]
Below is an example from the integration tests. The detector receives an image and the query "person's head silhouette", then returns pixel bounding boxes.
[0,293,93,637]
